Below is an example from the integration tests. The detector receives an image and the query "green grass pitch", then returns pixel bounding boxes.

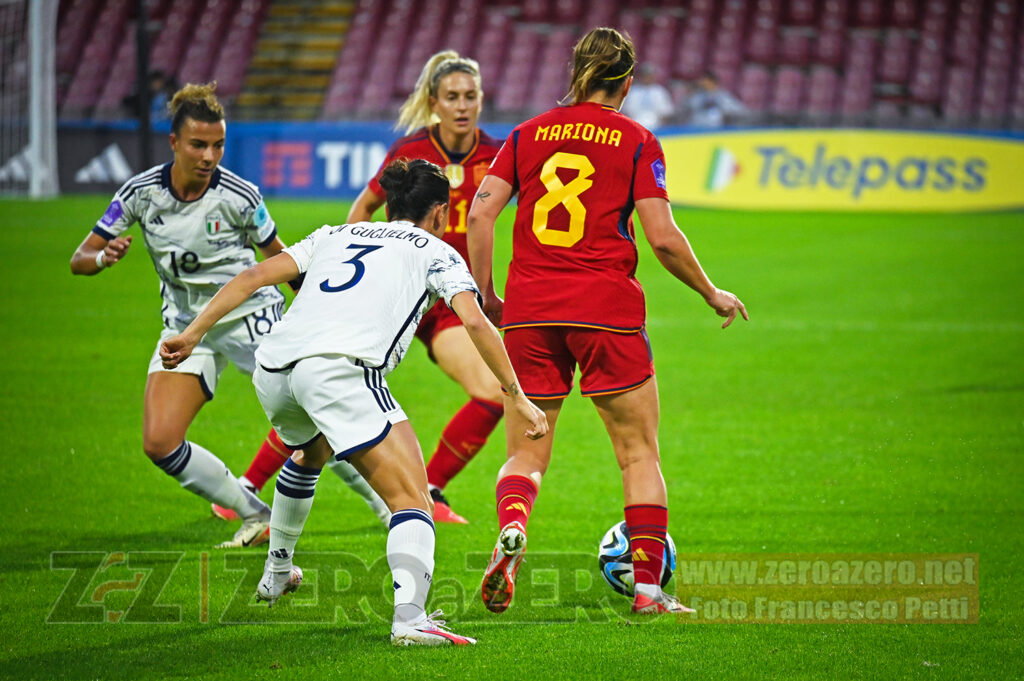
[1,196,1021,680]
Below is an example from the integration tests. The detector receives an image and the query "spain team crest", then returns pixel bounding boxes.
[444,163,465,189]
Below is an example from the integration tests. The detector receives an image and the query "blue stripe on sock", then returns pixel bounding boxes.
[282,458,321,476]
[389,508,435,532]
[154,441,191,477]
[276,458,320,499]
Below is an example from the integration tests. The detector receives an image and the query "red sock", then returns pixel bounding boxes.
[243,428,292,491]
[496,475,538,529]
[425,398,503,489]
[624,504,668,589]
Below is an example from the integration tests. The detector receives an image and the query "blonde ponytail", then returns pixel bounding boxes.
[396,50,483,135]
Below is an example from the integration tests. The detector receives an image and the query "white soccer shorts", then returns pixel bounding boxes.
[147,305,282,399]
[252,354,408,458]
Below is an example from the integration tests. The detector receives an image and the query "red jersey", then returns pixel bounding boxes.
[369,125,502,262]
[487,102,669,332]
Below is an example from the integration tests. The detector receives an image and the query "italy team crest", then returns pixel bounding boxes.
[444,163,465,189]
[206,216,224,236]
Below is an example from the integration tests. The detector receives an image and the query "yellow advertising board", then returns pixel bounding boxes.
[662,129,1024,211]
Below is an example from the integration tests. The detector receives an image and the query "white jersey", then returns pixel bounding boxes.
[93,163,286,330]
[256,220,478,374]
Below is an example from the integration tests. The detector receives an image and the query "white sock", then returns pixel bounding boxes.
[155,441,268,519]
[635,582,661,600]
[387,509,435,623]
[327,458,392,524]
[268,458,321,572]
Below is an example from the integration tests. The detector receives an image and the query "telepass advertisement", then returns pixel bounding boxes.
[662,129,1024,211]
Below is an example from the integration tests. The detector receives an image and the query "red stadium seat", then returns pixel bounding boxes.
[736,63,771,112]
[806,66,839,118]
[878,30,913,85]
[770,66,806,117]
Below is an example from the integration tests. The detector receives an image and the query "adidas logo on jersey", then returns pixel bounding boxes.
[75,144,133,184]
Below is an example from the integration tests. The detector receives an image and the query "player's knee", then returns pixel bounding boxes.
[142,435,182,461]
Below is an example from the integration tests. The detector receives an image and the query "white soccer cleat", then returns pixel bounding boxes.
[631,590,696,615]
[215,513,271,549]
[391,609,477,646]
[256,562,303,607]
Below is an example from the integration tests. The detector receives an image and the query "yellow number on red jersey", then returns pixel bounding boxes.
[532,152,594,247]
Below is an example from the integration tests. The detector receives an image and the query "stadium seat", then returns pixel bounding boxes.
[736,63,771,112]
[853,0,883,28]
[747,26,776,64]
[805,66,839,119]
[770,66,806,118]
[56,0,103,78]
[60,0,132,116]
[212,0,269,98]
[942,66,977,123]
[814,30,845,67]
[177,0,237,86]
[878,30,913,85]
[778,29,811,66]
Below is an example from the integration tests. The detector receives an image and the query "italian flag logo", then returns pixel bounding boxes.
[206,218,222,235]
[705,147,740,193]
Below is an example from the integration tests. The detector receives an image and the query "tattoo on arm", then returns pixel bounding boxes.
[477,191,491,202]
[507,382,521,397]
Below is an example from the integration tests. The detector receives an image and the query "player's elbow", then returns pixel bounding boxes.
[69,251,89,275]
[647,230,685,258]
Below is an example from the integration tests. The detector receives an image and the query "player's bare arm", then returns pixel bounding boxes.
[467,175,514,325]
[450,290,548,440]
[634,197,748,328]
[160,253,300,368]
[70,231,133,275]
[346,186,386,223]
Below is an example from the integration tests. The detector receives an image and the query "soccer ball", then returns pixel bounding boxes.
[598,521,676,597]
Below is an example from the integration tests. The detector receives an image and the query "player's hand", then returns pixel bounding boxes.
[481,291,504,327]
[511,394,548,440]
[706,288,748,329]
[100,235,133,267]
[159,333,197,369]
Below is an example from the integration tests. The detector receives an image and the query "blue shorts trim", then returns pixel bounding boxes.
[333,421,393,461]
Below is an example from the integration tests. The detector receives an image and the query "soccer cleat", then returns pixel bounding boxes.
[391,609,476,646]
[215,514,271,549]
[430,488,468,524]
[211,479,259,521]
[481,521,526,613]
[211,503,239,521]
[256,562,303,607]
[631,590,696,615]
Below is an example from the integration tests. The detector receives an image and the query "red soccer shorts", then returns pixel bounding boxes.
[503,326,654,399]
[415,299,464,356]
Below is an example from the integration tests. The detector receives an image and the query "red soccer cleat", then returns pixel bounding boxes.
[481,521,526,613]
[430,488,468,524]
[211,503,239,521]
[631,590,696,615]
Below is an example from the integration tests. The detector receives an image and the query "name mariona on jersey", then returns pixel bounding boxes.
[332,223,431,249]
[534,123,624,147]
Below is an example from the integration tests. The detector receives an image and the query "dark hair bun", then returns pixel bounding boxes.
[379,158,412,194]
[378,159,450,223]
